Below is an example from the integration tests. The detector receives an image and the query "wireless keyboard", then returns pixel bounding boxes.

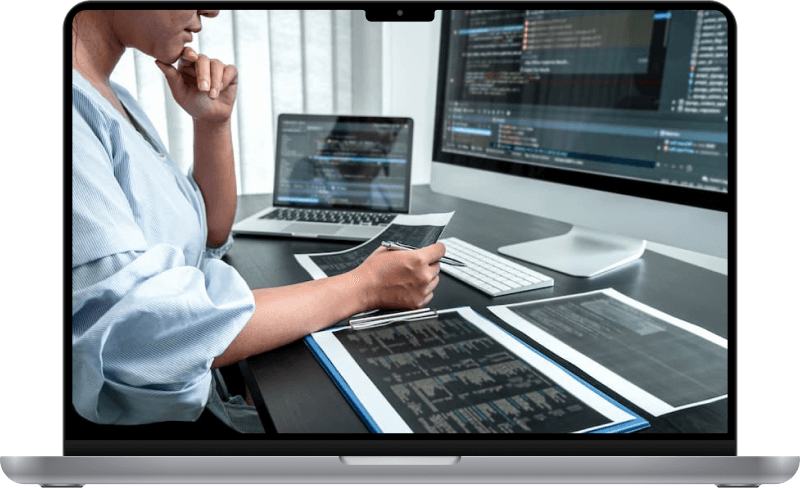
[438,237,554,297]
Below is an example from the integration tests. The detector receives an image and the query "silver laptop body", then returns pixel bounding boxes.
[231,114,413,241]
[3,3,798,488]
[3,456,798,486]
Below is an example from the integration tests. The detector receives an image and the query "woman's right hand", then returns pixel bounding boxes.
[155,47,238,125]
[350,243,447,311]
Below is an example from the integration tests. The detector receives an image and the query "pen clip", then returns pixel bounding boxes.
[350,309,438,330]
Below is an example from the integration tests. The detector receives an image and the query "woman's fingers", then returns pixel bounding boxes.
[420,242,447,264]
[178,47,211,92]
[355,244,445,311]
[194,54,211,92]
[209,59,225,99]
[181,46,199,62]
[157,47,237,121]
[222,64,238,89]
[175,55,236,100]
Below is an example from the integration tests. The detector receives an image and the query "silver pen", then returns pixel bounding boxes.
[349,308,438,330]
[381,240,466,266]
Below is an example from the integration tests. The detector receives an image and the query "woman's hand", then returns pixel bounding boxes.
[155,47,237,124]
[350,243,447,311]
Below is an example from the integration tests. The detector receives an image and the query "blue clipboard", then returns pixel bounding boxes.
[305,334,384,433]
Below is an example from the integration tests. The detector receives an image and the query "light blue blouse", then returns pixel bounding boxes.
[72,69,256,426]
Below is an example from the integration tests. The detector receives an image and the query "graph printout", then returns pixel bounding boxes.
[308,307,644,433]
[295,212,454,279]
[489,289,728,417]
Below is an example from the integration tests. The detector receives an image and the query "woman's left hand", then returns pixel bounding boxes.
[155,47,237,124]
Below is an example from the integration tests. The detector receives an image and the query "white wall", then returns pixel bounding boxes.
[381,13,441,185]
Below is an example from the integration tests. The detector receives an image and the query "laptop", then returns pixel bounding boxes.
[231,114,414,241]
[2,2,799,487]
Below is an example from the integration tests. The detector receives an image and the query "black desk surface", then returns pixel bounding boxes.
[225,185,728,434]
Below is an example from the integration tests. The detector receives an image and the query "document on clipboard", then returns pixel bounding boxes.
[305,307,649,434]
[295,212,454,280]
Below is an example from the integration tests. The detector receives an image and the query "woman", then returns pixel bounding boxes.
[71,10,445,432]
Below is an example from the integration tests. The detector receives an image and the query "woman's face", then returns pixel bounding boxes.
[114,10,219,64]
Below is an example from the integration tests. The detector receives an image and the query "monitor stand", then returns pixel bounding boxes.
[498,226,646,278]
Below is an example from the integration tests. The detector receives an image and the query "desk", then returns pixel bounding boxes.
[225,185,728,434]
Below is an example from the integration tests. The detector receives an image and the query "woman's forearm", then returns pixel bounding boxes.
[210,243,445,368]
[211,270,374,368]
[192,118,237,248]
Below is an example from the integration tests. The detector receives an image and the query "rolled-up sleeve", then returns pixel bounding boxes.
[72,246,255,425]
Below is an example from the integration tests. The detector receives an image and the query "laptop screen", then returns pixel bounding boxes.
[63,7,740,462]
[273,115,413,213]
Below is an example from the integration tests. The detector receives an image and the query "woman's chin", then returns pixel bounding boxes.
[157,49,184,66]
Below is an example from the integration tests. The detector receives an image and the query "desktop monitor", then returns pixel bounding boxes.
[431,9,730,277]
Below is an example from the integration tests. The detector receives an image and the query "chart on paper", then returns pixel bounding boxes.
[295,212,454,279]
[489,289,728,417]
[310,224,445,276]
[332,311,613,433]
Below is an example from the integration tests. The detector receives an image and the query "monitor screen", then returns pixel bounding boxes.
[434,9,729,211]
[273,115,413,212]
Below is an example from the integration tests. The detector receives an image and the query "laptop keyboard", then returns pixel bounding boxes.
[261,208,396,226]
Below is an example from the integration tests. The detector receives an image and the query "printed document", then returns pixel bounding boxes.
[295,212,454,279]
[307,307,646,433]
[489,289,727,417]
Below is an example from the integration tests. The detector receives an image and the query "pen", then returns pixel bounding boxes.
[381,241,466,267]
[350,308,439,330]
